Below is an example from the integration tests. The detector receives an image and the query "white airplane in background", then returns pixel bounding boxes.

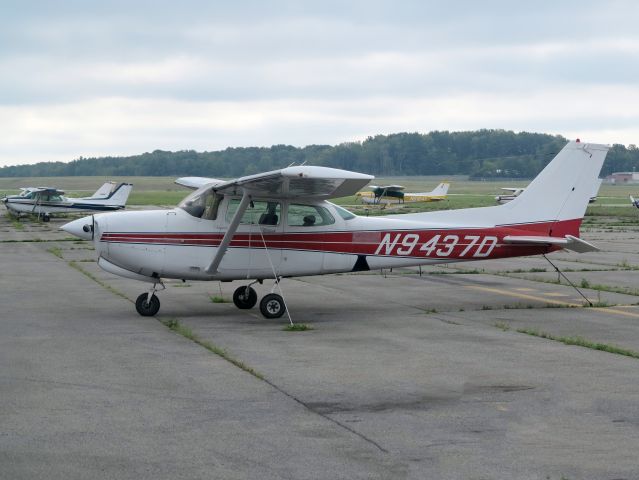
[495,187,525,204]
[357,182,450,205]
[62,141,607,320]
[496,178,602,205]
[3,182,133,221]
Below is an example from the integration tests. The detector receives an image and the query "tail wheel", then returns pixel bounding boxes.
[233,286,258,309]
[135,293,160,316]
[259,293,286,319]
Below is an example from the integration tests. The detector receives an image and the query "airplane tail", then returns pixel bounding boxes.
[88,182,117,199]
[500,141,607,233]
[429,182,450,196]
[394,141,608,238]
[106,183,133,206]
[86,183,133,206]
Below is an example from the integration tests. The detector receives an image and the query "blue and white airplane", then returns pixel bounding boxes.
[3,182,133,221]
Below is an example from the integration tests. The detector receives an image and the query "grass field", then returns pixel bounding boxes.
[2,175,639,220]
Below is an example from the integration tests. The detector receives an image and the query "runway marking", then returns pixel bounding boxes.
[590,307,639,319]
[466,285,581,307]
[467,285,639,319]
[514,288,535,292]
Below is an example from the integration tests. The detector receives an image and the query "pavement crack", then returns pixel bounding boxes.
[259,376,389,454]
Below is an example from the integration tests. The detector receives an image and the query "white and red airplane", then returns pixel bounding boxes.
[62,140,608,319]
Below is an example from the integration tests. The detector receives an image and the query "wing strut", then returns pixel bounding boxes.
[206,190,251,274]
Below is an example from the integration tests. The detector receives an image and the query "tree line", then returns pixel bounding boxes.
[1,129,637,178]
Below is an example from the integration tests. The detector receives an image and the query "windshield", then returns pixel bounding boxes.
[178,187,222,219]
[328,202,356,220]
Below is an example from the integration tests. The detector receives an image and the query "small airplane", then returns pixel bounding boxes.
[3,182,133,221]
[62,140,607,320]
[495,187,525,204]
[630,195,639,208]
[496,178,602,205]
[357,182,450,205]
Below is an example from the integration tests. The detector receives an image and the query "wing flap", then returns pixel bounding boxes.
[503,234,599,253]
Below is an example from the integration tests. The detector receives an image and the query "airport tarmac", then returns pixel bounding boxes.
[2,215,639,479]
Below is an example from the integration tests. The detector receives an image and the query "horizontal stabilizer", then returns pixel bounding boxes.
[503,234,599,253]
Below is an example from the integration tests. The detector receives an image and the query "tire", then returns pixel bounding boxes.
[43,215,50,222]
[233,286,258,309]
[135,293,160,316]
[259,293,286,319]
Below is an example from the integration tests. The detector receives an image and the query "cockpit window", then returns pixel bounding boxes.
[329,202,356,220]
[287,204,335,227]
[226,199,281,225]
[178,188,223,219]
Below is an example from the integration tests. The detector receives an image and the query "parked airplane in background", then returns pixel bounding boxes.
[62,141,607,320]
[495,187,525,204]
[496,178,602,205]
[3,182,133,221]
[357,182,450,205]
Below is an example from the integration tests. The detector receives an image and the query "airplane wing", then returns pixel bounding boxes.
[175,177,226,190]
[503,234,598,253]
[31,187,65,195]
[211,166,373,199]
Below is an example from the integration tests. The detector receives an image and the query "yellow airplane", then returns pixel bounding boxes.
[357,182,450,205]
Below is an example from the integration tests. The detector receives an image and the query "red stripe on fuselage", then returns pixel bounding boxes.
[100,219,580,260]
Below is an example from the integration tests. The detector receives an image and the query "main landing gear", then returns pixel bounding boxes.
[232,282,287,319]
[133,280,287,320]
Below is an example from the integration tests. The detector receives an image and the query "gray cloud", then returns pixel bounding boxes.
[0,0,637,165]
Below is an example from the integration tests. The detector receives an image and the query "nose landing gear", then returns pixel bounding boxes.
[136,293,160,316]
[135,282,164,317]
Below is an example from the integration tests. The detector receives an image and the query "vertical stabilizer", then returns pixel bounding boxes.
[103,183,133,207]
[89,182,117,199]
[502,141,608,226]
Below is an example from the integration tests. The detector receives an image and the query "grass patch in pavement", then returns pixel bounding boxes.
[68,260,131,301]
[516,328,639,359]
[283,323,313,332]
[161,317,264,379]
[47,246,63,259]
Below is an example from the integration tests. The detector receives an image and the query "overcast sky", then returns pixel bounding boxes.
[1,0,638,166]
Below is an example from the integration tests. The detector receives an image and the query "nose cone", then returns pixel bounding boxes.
[61,216,94,240]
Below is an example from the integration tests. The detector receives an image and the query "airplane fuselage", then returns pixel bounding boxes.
[4,197,126,216]
[86,197,564,282]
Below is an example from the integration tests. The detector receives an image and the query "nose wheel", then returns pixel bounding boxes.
[135,293,160,316]
[135,282,164,317]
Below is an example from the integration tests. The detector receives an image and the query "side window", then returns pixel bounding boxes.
[287,204,335,227]
[226,199,281,225]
